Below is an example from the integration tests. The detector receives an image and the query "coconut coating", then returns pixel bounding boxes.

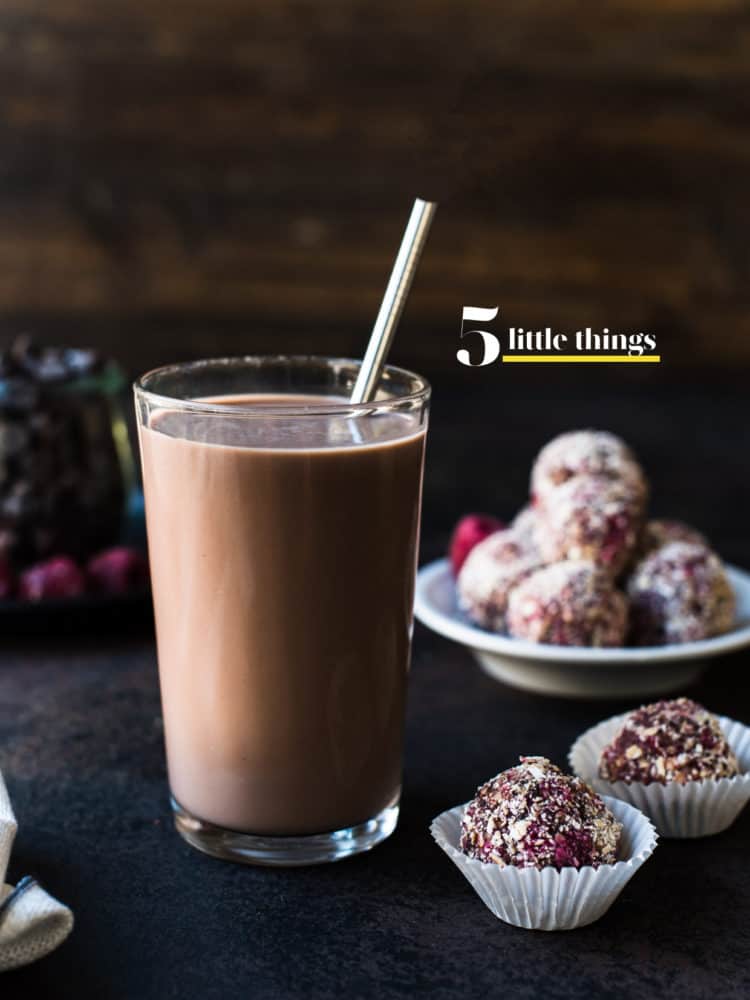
[507,561,628,647]
[627,541,735,645]
[460,756,622,870]
[511,505,541,554]
[637,519,708,560]
[531,430,647,504]
[537,475,645,577]
[598,697,740,786]
[457,527,544,632]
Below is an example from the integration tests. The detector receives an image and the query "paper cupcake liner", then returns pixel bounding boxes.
[430,796,657,931]
[0,771,17,880]
[569,713,750,838]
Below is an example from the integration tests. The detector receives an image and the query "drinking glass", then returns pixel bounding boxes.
[134,356,430,865]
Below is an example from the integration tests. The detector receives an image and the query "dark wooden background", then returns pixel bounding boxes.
[0,0,748,380]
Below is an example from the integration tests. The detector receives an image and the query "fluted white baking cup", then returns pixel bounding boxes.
[569,713,750,838]
[430,796,656,931]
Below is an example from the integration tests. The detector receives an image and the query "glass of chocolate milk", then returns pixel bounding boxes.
[134,356,429,865]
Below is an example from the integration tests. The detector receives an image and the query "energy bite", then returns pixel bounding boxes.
[537,475,645,577]
[457,527,544,632]
[598,697,740,786]
[511,505,542,554]
[507,561,628,647]
[460,756,621,869]
[531,430,647,505]
[637,518,708,560]
[628,541,735,645]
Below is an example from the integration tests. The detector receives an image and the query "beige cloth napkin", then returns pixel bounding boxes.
[0,770,73,971]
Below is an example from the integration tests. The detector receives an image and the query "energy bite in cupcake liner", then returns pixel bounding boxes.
[627,542,735,646]
[460,757,621,869]
[506,561,628,647]
[537,476,645,578]
[598,698,739,786]
[431,794,657,931]
[457,528,544,632]
[570,708,750,838]
[531,430,648,506]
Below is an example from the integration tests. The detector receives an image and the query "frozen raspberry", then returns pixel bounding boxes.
[87,546,149,595]
[537,475,645,577]
[19,555,86,600]
[449,513,505,576]
[627,542,735,645]
[460,756,621,870]
[507,561,628,647]
[531,429,647,506]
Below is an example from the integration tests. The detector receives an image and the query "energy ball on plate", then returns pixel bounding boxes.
[511,505,541,554]
[537,476,645,577]
[457,527,544,632]
[531,430,647,505]
[627,541,735,646]
[506,561,628,647]
[637,518,708,560]
[598,697,740,785]
[460,756,622,870]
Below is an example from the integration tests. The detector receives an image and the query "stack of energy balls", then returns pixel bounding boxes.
[454,430,736,647]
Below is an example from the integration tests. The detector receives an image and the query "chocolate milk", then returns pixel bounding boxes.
[140,396,426,835]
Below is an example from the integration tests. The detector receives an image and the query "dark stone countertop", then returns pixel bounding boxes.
[2,378,749,999]
[2,632,750,1000]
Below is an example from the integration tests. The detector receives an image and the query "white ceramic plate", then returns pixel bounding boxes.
[414,559,750,699]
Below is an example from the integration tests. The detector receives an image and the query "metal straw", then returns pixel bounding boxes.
[350,198,437,404]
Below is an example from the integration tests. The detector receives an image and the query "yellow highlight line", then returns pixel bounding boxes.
[502,355,661,363]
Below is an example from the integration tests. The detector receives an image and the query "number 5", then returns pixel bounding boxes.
[457,306,500,367]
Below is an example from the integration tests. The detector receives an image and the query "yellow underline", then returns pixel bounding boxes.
[502,355,661,363]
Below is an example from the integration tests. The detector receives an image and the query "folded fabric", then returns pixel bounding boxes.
[0,770,73,972]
